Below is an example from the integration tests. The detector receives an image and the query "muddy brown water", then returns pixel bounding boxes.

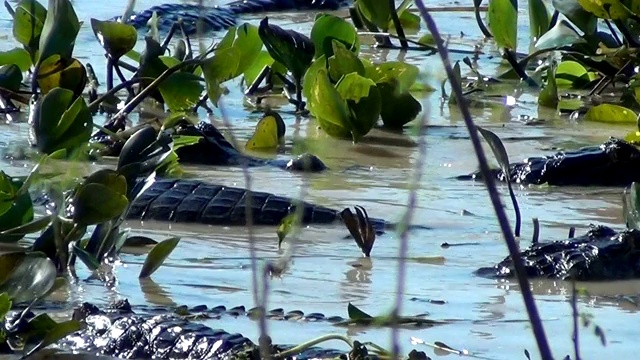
[1,0,639,359]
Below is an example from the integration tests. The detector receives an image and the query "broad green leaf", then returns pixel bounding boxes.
[243,51,275,87]
[0,177,34,243]
[90,18,137,59]
[488,0,518,49]
[72,245,100,270]
[139,237,180,278]
[0,215,53,242]
[538,61,558,108]
[347,303,373,319]
[216,23,263,78]
[277,212,301,249]
[0,251,56,303]
[0,48,32,71]
[72,183,128,225]
[584,104,637,123]
[365,61,419,94]
[37,0,81,65]
[377,80,421,129]
[302,55,327,100]
[36,56,87,97]
[258,17,314,81]
[335,73,381,141]
[0,293,11,319]
[357,0,391,31]
[158,72,204,112]
[83,169,128,196]
[310,14,359,58]
[0,172,16,218]
[577,0,631,19]
[308,68,352,139]
[0,64,23,92]
[12,0,47,60]
[529,0,550,41]
[552,0,597,35]
[328,40,365,82]
[122,236,158,247]
[202,46,240,106]
[555,60,592,88]
[390,9,420,34]
[245,111,286,152]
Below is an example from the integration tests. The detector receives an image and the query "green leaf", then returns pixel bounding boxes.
[552,0,597,35]
[277,212,301,249]
[37,0,80,65]
[377,80,421,129]
[12,0,47,60]
[488,0,518,49]
[90,18,137,59]
[555,60,591,88]
[258,17,314,81]
[302,55,327,101]
[347,302,373,320]
[139,237,180,278]
[72,245,100,270]
[308,68,352,139]
[534,20,586,50]
[584,104,638,123]
[202,46,241,106]
[245,111,286,152]
[158,72,204,112]
[335,73,381,141]
[72,183,128,226]
[0,251,56,303]
[0,176,34,243]
[328,40,365,82]
[0,64,23,92]
[0,293,11,319]
[216,23,263,78]
[528,0,550,41]
[357,0,391,31]
[0,215,53,242]
[365,61,419,94]
[390,9,421,34]
[310,14,359,58]
[577,0,631,19]
[36,56,87,97]
[243,51,275,87]
[538,61,558,108]
[0,48,32,71]
[31,87,93,155]
[625,182,640,229]
[22,319,82,358]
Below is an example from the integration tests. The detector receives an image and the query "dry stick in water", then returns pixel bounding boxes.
[412,2,554,360]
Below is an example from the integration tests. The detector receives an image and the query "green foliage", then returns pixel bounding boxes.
[0,48,31,72]
[0,251,56,303]
[139,237,181,278]
[72,170,129,226]
[259,17,314,82]
[538,61,558,108]
[0,176,34,243]
[488,0,518,50]
[0,64,23,92]
[528,0,550,41]
[245,111,286,152]
[90,18,137,59]
[11,0,47,63]
[584,104,638,123]
[310,13,360,58]
[37,0,80,66]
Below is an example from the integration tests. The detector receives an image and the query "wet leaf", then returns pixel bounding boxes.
[308,67,352,139]
[340,206,376,257]
[243,51,276,87]
[552,0,597,35]
[310,14,359,59]
[123,236,158,247]
[0,215,53,242]
[158,72,204,112]
[277,212,301,249]
[90,18,137,59]
[37,0,80,65]
[139,237,180,278]
[377,80,421,129]
[529,0,550,41]
[72,244,100,270]
[357,0,391,31]
[578,0,631,19]
[31,87,93,155]
[36,56,87,97]
[0,293,11,319]
[302,54,327,100]
[22,319,82,358]
[245,111,286,152]
[116,125,172,178]
[555,60,593,88]
[391,9,420,34]
[335,73,381,141]
[202,46,240,106]
[347,303,373,320]
[584,104,637,123]
[84,169,128,195]
[12,0,47,60]
[534,20,586,50]
[538,61,558,108]
[0,251,56,303]
[365,61,419,94]
[488,0,518,49]
[0,176,34,243]
[328,40,365,82]
[216,23,262,78]
[72,183,128,226]
[258,17,314,81]
[0,64,23,93]
[0,48,32,71]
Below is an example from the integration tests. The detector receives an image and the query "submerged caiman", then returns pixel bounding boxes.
[476,225,640,281]
[457,137,640,187]
[113,0,350,34]
[4,300,431,360]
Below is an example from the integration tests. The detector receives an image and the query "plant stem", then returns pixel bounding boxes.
[413,3,554,360]
[276,334,354,358]
[388,0,408,49]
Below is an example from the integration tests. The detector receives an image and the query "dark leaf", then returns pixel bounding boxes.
[258,17,314,81]
[37,0,81,65]
[90,18,137,59]
[347,302,373,320]
[139,237,180,278]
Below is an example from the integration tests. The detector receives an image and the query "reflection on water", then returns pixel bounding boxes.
[1,0,640,359]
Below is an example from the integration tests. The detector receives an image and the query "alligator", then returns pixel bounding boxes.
[476,225,640,281]
[457,137,640,187]
[3,300,433,359]
[112,0,350,35]
[92,119,328,172]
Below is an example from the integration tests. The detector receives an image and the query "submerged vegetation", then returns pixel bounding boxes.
[0,0,639,357]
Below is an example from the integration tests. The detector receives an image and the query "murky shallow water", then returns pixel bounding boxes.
[1,0,639,359]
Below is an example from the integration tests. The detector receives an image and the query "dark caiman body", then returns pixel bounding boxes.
[114,0,350,34]
[476,225,640,280]
[6,301,390,360]
[457,137,640,186]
